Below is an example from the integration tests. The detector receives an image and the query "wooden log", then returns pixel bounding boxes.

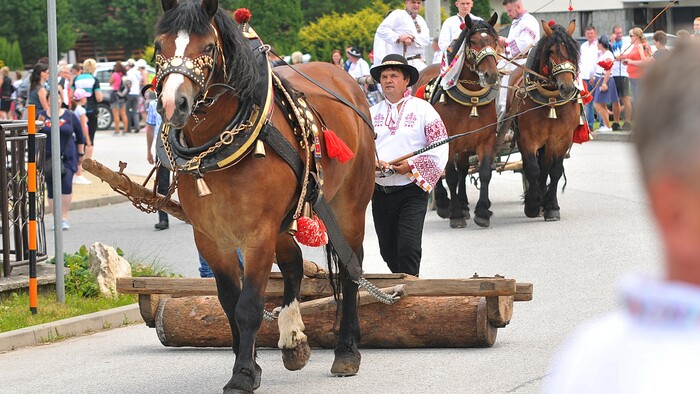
[117,275,527,299]
[486,296,514,328]
[138,294,169,328]
[155,294,497,348]
[82,158,189,223]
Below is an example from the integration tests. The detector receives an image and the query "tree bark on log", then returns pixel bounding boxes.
[155,295,497,348]
[82,158,189,223]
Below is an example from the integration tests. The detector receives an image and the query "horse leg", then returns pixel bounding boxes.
[543,156,565,221]
[521,152,542,218]
[225,240,275,394]
[537,147,551,207]
[473,152,493,227]
[446,163,466,228]
[456,156,470,220]
[330,247,362,377]
[275,236,310,371]
[435,173,450,219]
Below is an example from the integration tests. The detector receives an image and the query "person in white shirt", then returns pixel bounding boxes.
[544,41,700,394]
[345,47,370,80]
[370,54,448,276]
[579,25,598,131]
[374,0,430,72]
[438,0,482,53]
[497,0,540,113]
[125,59,143,133]
[611,25,633,131]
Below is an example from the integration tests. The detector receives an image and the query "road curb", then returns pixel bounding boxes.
[0,304,143,353]
[592,130,633,142]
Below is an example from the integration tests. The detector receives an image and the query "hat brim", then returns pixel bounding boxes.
[370,62,420,87]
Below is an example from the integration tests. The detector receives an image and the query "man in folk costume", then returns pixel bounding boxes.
[438,0,483,54]
[497,0,540,113]
[370,54,449,277]
[375,0,431,72]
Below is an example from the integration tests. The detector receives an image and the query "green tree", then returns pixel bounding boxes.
[300,0,375,23]
[0,0,77,66]
[299,0,399,63]
[70,0,161,57]
[237,0,303,55]
[450,0,492,19]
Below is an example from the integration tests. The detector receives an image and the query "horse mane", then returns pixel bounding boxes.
[532,24,580,75]
[445,18,498,65]
[155,0,263,103]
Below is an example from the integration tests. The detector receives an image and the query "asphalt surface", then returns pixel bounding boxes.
[0,131,660,393]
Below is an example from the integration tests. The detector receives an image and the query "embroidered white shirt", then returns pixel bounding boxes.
[544,275,700,393]
[375,9,431,59]
[504,11,540,64]
[371,93,448,192]
[438,14,482,51]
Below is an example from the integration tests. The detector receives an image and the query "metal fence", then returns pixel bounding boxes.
[1,120,48,277]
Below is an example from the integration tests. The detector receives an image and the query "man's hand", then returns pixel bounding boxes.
[391,160,410,175]
[147,151,154,165]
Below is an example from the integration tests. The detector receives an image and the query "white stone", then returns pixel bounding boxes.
[88,242,132,298]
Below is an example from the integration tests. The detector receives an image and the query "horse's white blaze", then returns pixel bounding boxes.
[277,299,307,349]
[161,30,189,120]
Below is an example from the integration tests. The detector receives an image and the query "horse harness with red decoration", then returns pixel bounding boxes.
[153,23,397,305]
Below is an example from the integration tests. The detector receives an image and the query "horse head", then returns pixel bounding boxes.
[461,12,500,87]
[538,20,579,98]
[154,0,262,137]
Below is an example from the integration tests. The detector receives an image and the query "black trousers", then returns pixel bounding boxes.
[157,165,171,223]
[371,183,429,277]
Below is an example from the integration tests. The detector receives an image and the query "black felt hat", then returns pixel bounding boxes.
[370,54,420,86]
[346,46,362,58]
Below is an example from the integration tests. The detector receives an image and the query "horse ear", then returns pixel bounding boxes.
[201,0,218,19]
[487,12,498,27]
[161,0,177,11]
[566,20,576,36]
[464,15,474,31]
[541,20,553,37]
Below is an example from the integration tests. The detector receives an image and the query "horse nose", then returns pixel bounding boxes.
[177,96,190,114]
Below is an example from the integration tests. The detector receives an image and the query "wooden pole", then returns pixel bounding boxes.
[81,158,189,223]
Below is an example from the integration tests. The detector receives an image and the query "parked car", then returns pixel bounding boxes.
[93,62,156,130]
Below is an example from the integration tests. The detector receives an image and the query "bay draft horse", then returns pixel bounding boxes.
[154,0,375,392]
[414,13,500,228]
[509,20,580,220]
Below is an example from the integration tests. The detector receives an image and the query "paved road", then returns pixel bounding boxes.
[2,138,661,393]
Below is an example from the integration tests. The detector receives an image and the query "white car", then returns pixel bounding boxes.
[93,62,156,130]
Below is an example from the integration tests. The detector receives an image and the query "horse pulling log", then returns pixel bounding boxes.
[116,274,532,348]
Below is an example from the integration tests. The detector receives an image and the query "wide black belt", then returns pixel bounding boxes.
[406,55,423,61]
[374,183,416,194]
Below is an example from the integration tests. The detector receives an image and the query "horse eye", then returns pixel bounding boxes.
[204,44,215,54]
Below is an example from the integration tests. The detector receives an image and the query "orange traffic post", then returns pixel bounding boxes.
[27,105,38,314]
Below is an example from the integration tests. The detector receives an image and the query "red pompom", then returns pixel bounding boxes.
[295,215,328,247]
[568,5,574,11]
[548,20,556,27]
[573,123,590,144]
[597,59,614,71]
[233,8,251,24]
[414,85,426,99]
[460,23,466,30]
[324,129,354,163]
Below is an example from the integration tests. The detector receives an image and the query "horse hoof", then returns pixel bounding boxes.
[474,215,490,228]
[524,205,540,218]
[544,209,560,221]
[224,367,258,394]
[462,210,471,220]
[436,205,450,219]
[449,217,467,228]
[282,341,311,371]
[253,363,262,390]
[331,349,361,376]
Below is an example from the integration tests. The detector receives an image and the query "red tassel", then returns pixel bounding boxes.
[597,59,614,71]
[324,129,354,163]
[233,8,251,24]
[581,82,593,105]
[414,85,426,99]
[295,215,328,247]
[573,123,590,144]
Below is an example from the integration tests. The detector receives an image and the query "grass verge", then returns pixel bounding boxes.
[0,291,137,333]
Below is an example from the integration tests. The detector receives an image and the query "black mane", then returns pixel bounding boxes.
[532,24,580,76]
[155,0,263,103]
[446,18,498,65]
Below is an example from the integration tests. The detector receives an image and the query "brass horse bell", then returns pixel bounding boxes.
[548,106,557,119]
[287,219,298,236]
[470,105,479,118]
[253,139,266,158]
[195,176,212,197]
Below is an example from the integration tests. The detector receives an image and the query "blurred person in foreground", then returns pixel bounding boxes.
[544,41,700,393]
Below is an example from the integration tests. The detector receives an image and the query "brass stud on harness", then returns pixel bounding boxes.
[195,176,212,197]
[253,139,266,158]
